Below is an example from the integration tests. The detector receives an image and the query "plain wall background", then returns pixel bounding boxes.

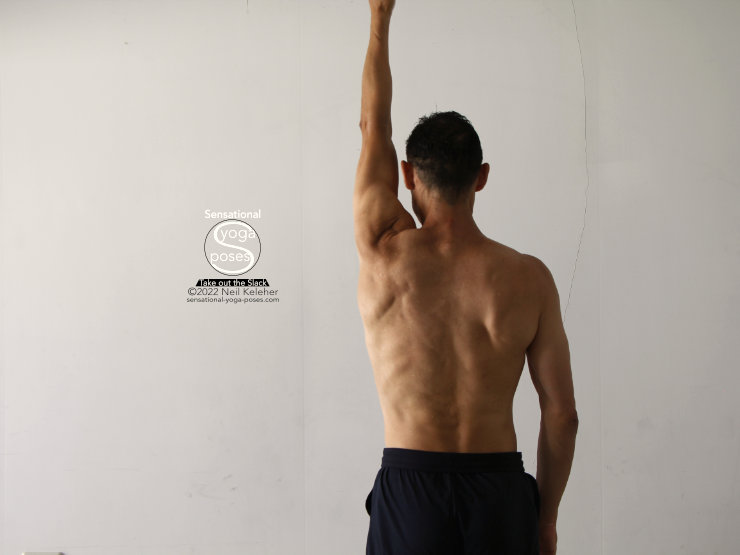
[0,1,737,554]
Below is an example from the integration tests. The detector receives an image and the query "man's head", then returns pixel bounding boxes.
[401,111,489,223]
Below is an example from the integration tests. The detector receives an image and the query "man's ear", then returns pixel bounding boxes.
[400,160,415,191]
[474,163,490,192]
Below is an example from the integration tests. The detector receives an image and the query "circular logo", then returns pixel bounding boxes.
[204,219,261,275]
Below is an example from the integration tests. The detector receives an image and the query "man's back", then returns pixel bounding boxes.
[357,226,541,453]
[356,5,576,552]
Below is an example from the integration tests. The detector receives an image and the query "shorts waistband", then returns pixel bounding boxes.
[381,447,524,473]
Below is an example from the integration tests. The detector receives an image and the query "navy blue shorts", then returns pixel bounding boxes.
[365,448,540,554]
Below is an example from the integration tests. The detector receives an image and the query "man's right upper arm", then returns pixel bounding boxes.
[526,257,578,420]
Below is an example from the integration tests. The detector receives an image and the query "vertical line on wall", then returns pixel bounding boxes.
[564,0,591,322]
[566,1,601,552]
[567,2,602,552]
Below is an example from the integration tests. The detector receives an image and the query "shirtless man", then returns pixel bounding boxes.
[354,1,578,553]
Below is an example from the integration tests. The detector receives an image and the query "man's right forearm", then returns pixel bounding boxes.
[536,412,579,524]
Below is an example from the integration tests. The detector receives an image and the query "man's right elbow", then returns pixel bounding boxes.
[569,411,579,430]
[542,406,579,428]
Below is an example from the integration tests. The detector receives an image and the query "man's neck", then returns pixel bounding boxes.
[420,205,482,238]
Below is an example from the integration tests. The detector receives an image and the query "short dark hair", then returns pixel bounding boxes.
[405,110,483,205]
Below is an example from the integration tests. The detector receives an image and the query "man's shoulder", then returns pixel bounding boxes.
[478,242,547,295]
[482,238,540,269]
[518,253,555,286]
[364,224,423,259]
[519,252,546,274]
[515,253,560,313]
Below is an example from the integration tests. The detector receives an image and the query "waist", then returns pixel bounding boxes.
[381,447,524,473]
[383,414,518,454]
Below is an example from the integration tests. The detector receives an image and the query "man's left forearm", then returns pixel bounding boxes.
[360,10,393,135]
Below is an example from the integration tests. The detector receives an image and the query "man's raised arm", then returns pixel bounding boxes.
[354,0,415,254]
[359,0,395,135]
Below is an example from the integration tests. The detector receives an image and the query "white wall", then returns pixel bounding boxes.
[0,2,304,554]
[598,1,740,552]
[0,1,737,554]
